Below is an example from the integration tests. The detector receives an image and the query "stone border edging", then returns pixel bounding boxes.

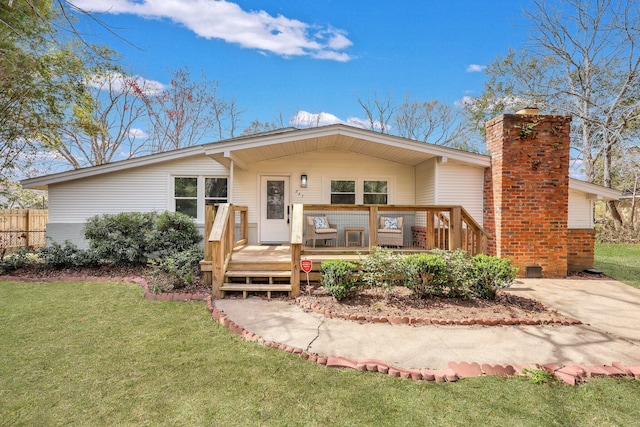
[5,274,638,385]
[209,296,640,385]
[294,297,582,327]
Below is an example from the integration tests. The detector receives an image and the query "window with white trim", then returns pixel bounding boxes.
[329,179,389,204]
[174,177,198,218]
[363,180,388,204]
[173,176,228,221]
[331,180,356,204]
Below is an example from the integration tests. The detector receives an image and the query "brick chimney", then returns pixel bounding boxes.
[484,112,572,277]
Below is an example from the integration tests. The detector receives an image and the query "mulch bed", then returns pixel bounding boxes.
[296,285,576,324]
[4,265,580,324]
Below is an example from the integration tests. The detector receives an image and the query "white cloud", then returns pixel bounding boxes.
[289,110,389,132]
[290,111,343,127]
[454,95,474,108]
[87,72,165,95]
[73,0,353,61]
[466,64,486,73]
[128,128,149,139]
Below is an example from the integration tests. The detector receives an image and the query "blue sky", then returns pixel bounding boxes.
[70,0,535,132]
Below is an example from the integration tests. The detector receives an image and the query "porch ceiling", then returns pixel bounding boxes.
[207,133,489,170]
[232,134,437,166]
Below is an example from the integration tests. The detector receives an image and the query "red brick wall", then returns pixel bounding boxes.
[484,114,572,277]
[567,228,595,272]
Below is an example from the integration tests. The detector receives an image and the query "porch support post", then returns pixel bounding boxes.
[201,205,216,286]
[369,206,378,248]
[212,240,224,298]
[290,244,301,297]
[450,207,462,250]
[426,210,435,249]
[211,203,230,299]
[476,232,488,255]
[290,204,304,298]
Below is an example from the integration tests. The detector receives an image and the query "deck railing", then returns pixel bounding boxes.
[201,204,248,297]
[298,204,487,255]
[202,203,487,298]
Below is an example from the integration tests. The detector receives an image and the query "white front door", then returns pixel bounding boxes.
[260,176,290,243]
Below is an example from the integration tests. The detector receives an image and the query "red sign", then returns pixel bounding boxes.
[301,259,313,274]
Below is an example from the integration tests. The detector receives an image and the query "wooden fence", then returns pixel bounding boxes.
[0,209,48,253]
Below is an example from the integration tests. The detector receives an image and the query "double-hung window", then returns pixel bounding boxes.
[173,176,228,221]
[329,179,388,204]
[363,180,388,204]
[330,180,356,204]
[174,177,198,218]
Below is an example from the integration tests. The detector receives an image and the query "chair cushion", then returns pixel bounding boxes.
[313,216,329,229]
[382,217,400,230]
[316,228,337,234]
[378,228,402,234]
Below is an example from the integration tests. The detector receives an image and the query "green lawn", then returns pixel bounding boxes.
[595,243,640,289]
[1,280,640,426]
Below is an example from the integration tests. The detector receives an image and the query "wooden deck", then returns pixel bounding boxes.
[203,203,488,299]
[220,244,429,297]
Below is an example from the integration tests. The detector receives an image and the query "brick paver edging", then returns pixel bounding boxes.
[208,297,640,385]
[5,274,638,385]
[294,298,582,327]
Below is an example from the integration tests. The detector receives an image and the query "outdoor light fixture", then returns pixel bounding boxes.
[300,174,308,188]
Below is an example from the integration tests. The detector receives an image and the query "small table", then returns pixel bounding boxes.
[344,227,365,247]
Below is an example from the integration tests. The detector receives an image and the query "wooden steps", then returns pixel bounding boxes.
[222,258,292,299]
[220,283,292,299]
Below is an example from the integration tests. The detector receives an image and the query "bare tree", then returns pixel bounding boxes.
[468,0,640,225]
[139,67,242,152]
[395,95,471,148]
[41,71,150,169]
[357,92,394,133]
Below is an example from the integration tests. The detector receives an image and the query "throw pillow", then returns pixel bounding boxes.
[384,217,399,230]
[313,216,329,229]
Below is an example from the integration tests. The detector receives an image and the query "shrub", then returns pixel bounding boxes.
[428,249,474,298]
[320,259,358,301]
[84,211,201,266]
[151,211,202,255]
[38,240,100,269]
[0,247,38,273]
[84,212,157,266]
[471,254,518,300]
[148,244,204,292]
[359,246,403,295]
[596,222,640,244]
[401,253,448,298]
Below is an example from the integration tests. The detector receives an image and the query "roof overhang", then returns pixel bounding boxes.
[569,178,621,201]
[203,124,491,170]
[21,124,491,189]
[21,146,208,190]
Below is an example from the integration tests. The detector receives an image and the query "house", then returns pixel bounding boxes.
[22,111,620,296]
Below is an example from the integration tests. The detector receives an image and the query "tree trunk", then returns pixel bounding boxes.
[603,140,624,227]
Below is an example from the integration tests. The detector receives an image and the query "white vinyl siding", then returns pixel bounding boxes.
[48,155,227,223]
[415,158,436,205]
[568,189,593,228]
[433,161,484,226]
[232,149,415,223]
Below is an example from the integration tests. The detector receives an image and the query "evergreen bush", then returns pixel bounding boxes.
[401,253,448,298]
[38,240,99,269]
[320,259,358,301]
[471,254,518,300]
[84,211,201,266]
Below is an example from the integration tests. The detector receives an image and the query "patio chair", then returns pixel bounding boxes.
[378,216,404,247]
[305,215,338,247]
